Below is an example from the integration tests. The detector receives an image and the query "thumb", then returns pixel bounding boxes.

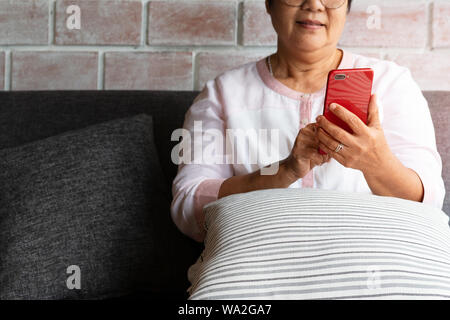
[367,93,380,127]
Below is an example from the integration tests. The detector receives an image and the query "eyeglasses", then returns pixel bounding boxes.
[280,0,346,9]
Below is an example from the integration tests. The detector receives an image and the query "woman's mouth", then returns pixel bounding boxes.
[296,21,325,30]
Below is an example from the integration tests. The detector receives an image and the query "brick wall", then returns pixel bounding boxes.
[0,0,449,91]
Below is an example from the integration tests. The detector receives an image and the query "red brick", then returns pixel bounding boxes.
[340,1,427,48]
[196,52,268,90]
[0,0,48,45]
[0,52,4,90]
[242,1,277,46]
[385,52,450,91]
[433,1,450,48]
[11,52,98,90]
[104,52,193,90]
[55,0,141,45]
[148,1,236,45]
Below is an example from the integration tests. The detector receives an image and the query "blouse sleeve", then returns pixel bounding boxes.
[170,78,234,242]
[380,66,445,209]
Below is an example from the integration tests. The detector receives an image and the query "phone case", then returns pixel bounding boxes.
[319,68,374,155]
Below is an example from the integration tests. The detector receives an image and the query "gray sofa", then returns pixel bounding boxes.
[0,90,448,299]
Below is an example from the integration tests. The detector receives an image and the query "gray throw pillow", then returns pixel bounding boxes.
[0,114,169,299]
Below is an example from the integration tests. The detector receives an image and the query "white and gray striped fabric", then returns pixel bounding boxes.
[187,188,450,300]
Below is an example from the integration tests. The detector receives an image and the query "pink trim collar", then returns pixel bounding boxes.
[256,48,353,100]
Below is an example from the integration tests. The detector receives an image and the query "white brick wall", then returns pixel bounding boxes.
[0,0,449,91]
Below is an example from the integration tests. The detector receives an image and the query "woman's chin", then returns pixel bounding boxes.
[290,40,327,53]
[292,32,326,43]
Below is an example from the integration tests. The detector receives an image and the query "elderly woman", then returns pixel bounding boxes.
[171,0,445,242]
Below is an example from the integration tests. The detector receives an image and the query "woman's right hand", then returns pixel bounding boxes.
[283,122,331,180]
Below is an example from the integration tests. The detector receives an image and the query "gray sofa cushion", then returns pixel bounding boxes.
[0,91,198,196]
[0,114,172,299]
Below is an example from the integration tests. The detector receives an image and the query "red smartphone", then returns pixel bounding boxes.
[318,68,374,155]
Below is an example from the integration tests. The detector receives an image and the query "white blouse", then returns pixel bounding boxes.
[170,48,446,242]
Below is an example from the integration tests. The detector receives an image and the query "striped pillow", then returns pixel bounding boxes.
[187,188,450,300]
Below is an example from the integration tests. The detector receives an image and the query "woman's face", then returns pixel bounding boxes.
[266,0,348,53]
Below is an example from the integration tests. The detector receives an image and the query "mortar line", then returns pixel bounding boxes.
[49,0,56,45]
[4,50,11,91]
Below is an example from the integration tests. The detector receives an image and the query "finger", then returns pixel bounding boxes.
[299,126,319,141]
[301,123,319,136]
[316,115,353,146]
[318,141,346,165]
[367,94,381,128]
[328,103,365,134]
[316,127,347,155]
[299,125,320,142]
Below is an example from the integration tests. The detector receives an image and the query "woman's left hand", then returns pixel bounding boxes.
[315,94,393,178]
